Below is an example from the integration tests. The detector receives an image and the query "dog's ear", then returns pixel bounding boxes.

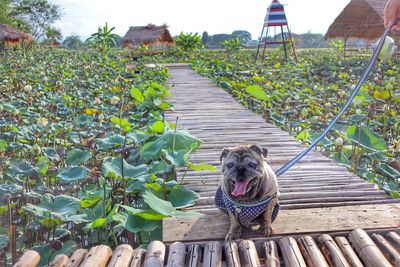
[220,147,231,162]
[249,144,268,158]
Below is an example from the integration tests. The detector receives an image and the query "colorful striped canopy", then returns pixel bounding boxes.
[264,0,288,27]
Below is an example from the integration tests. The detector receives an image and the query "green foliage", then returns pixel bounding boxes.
[62,35,84,49]
[232,30,252,44]
[222,37,242,53]
[201,31,209,45]
[0,0,13,25]
[329,40,344,55]
[0,49,208,264]
[86,22,120,51]
[175,32,203,51]
[10,0,62,39]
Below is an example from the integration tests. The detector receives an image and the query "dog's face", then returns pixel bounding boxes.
[220,144,268,198]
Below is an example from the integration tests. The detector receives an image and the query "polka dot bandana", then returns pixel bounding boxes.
[215,186,280,225]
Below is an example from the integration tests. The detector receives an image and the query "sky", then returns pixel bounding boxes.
[51,0,351,40]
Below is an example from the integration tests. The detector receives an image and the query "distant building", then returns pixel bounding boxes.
[0,24,32,45]
[122,24,174,49]
[325,0,397,41]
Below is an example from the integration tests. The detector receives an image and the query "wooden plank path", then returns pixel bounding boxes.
[163,65,400,242]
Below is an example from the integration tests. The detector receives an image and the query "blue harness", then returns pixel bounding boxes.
[215,186,279,225]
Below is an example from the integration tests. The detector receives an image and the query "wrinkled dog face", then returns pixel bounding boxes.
[221,144,268,197]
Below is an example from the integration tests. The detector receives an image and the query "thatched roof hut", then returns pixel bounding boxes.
[325,0,397,41]
[122,24,174,49]
[0,24,33,45]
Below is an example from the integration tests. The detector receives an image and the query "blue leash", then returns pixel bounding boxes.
[275,26,393,177]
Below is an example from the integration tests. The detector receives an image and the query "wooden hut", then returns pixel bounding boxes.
[0,24,32,45]
[325,0,399,57]
[122,24,174,49]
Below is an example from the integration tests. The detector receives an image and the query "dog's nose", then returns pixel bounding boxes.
[237,166,246,175]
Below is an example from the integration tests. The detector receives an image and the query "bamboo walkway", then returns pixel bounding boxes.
[163,64,400,242]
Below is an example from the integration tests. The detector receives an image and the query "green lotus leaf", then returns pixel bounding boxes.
[245,85,269,101]
[140,130,202,160]
[80,196,102,209]
[167,184,200,209]
[66,149,92,166]
[0,235,8,250]
[24,194,81,224]
[143,190,202,217]
[113,212,160,233]
[102,156,149,179]
[151,121,165,133]
[42,147,60,162]
[57,166,90,181]
[74,114,93,127]
[346,125,386,151]
[7,160,38,178]
[130,88,144,103]
[97,134,125,151]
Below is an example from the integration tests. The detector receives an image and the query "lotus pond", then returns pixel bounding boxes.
[0,46,399,266]
[0,49,213,266]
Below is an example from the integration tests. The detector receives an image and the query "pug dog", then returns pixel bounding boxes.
[215,144,280,241]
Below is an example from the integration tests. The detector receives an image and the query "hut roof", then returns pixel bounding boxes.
[122,24,174,46]
[325,0,396,40]
[0,24,32,43]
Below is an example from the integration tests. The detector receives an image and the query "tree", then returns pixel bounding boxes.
[44,26,62,42]
[232,30,252,44]
[63,34,83,49]
[10,0,62,39]
[0,0,13,25]
[201,31,209,45]
[206,34,232,48]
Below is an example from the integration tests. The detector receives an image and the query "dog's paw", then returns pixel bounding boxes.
[225,231,241,242]
[259,226,274,237]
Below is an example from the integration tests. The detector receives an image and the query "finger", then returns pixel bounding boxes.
[387,8,397,27]
[384,6,390,26]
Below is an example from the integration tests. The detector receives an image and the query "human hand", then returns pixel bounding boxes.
[384,0,400,31]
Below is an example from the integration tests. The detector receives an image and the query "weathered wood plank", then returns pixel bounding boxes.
[163,203,400,242]
[143,241,165,267]
[263,241,280,267]
[166,242,186,267]
[317,234,351,267]
[203,241,222,267]
[107,244,134,267]
[49,254,69,267]
[238,240,261,267]
[371,233,400,266]
[13,250,40,267]
[185,244,201,267]
[349,229,392,267]
[278,237,307,267]
[129,248,146,267]
[387,232,400,252]
[65,249,87,267]
[334,236,364,267]
[80,245,112,267]
[224,242,241,267]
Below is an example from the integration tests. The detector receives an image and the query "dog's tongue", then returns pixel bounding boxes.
[232,180,250,197]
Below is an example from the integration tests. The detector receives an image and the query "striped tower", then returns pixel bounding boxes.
[256,0,297,62]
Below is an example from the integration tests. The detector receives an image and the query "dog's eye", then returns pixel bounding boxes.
[248,162,257,169]
[226,162,234,169]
